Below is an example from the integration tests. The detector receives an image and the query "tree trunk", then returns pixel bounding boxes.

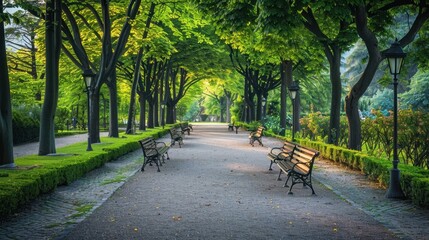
[107,69,119,138]
[346,4,429,150]
[328,46,342,145]
[139,96,146,130]
[126,48,143,134]
[346,5,383,150]
[0,1,15,167]
[39,0,61,155]
[225,91,232,123]
[90,87,101,143]
[147,101,154,128]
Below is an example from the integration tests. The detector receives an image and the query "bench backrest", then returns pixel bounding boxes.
[290,145,319,175]
[278,141,296,159]
[138,137,157,157]
[254,126,264,137]
[282,141,296,153]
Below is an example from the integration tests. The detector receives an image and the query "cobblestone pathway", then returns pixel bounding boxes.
[1,137,146,239]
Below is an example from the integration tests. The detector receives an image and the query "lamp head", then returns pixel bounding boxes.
[82,69,95,89]
[384,39,406,75]
[288,82,299,100]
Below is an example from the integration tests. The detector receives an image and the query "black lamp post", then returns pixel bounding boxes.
[289,81,299,142]
[82,69,95,151]
[384,39,406,199]
[161,102,166,129]
[262,97,267,121]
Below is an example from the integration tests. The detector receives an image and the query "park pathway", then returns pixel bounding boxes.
[1,124,428,239]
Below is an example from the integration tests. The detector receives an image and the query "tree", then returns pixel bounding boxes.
[0,1,15,167]
[60,0,142,143]
[38,0,62,155]
[5,9,44,103]
[400,70,429,111]
[345,1,429,150]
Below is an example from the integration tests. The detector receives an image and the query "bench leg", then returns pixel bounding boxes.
[277,170,283,181]
[257,138,263,146]
[284,174,291,187]
[269,161,273,171]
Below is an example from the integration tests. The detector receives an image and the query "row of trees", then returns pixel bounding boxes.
[0,0,233,168]
[196,0,429,150]
[2,1,429,169]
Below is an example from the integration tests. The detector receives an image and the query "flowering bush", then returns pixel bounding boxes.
[299,109,429,168]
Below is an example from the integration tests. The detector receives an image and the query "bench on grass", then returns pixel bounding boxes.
[249,126,264,146]
[138,137,170,172]
[169,127,184,147]
[180,122,193,135]
[268,141,319,194]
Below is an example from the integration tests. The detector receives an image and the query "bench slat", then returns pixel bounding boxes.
[267,140,319,195]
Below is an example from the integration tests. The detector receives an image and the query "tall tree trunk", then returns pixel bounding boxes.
[224,90,232,123]
[327,46,342,145]
[39,0,61,155]
[139,96,146,130]
[90,87,101,142]
[108,69,119,137]
[0,0,15,167]
[126,49,143,134]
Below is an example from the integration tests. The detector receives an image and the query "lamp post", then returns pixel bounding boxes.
[289,81,299,142]
[161,102,166,129]
[262,97,267,122]
[384,39,406,199]
[82,69,95,151]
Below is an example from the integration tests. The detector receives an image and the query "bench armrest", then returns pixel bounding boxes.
[155,141,167,148]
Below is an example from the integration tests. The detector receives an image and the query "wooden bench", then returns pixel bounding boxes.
[138,137,170,172]
[267,140,296,171]
[249,126,264,146]
[272,142,319,195]
[228,122,239,134]
[169,127,184,147]
[180,122,193,135]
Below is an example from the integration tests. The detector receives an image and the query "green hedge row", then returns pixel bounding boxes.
[239,122,429,208]
[12,112,40,145]
[273,133,429,208]
[0,126,173,217]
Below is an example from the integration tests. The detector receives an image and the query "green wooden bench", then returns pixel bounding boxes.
[169,127,184,147]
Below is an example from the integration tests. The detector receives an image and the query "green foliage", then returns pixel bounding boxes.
[182,101,200,122]
[400,70,429,111]
[299,109,429,168]
[369,88,394,113]
[361,110,429,168]
[12,110,40,145]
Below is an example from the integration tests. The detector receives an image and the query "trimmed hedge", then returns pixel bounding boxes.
[0,125,176,217]
[239,122,429,208]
